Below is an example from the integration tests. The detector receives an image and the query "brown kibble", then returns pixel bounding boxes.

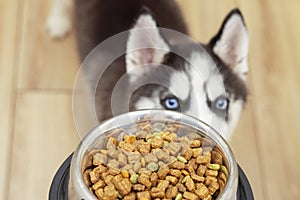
[133,184,146,191]
[95,188,104,199]
[107,159,120,169]
[139,168,152,176]
[92,180,106,190]
[190,139,201,148]
[196,152,211,164]
[118,153,128,166]
[185,176,195,192]
[162,133,177,142]
[181,170,189,176]
[203,195,212,200]
[127,152,142,164]
[144,153,158,163]
[183,192,198,200]
[107,148,119,160]
[205,170,218,177]
[205,176,218,186]
[218,179,226,193]
[119,142,136,152]
[137,191,151,200]
[103,185,118,199]
[151,137,164,149]
[197,165,207,176]
[169,169,182,178]
[121,164,132,171]
[156,149,170,163]
[115,178,132,196]
[169,161,185,169]
[192,148,203,158]
[218,172,227,184]
[157,180,170,191]
[123,192,136,200]
[186,164,196,174]
[124,135,137,144]
[137,142,151,154]
[82,153,93,170]
[93,153,108,165]
[109,167,120,176]
[94,164,107,174]
[166,142,181,155]
[121,169,130,178]
[188,158,198,170]
[195,183,209,199]
[150,187,165,198]
[150,173,159,186]
[138,174,152,188]
[208,181,219,195]
[211,151,223,165]
[177,183,187,193]
[166,186,179,199]
[157,166,170,179]
[83,169,92,187]
[114,174,124,183]
[190,173,205,182]
[103,174,114,185]
[165,176,178,185]
[89,170,100,184]
[182,147,193,160]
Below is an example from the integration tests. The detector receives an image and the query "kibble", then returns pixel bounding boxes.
[82,120,229,199]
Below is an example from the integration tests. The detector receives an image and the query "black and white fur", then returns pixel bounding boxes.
[47,0,249,140]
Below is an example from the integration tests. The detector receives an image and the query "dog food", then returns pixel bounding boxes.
[82,120,229,200]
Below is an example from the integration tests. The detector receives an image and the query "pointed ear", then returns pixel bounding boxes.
[126,7,170,76]
[210,9,249,80]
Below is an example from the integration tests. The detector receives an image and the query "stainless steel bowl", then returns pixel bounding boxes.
[68,110,239,200]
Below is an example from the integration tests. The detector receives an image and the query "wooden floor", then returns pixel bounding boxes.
[1,0,300,199]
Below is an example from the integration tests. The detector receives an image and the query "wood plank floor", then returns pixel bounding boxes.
[1,0,300,199]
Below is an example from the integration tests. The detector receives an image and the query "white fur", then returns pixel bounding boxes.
[135,91,163,110]
[213,14,249,80]
[185,53,229,137]
[46,0,73,38]
[226,99,243,138]
[126,14,170,79]
[169,71,190,101]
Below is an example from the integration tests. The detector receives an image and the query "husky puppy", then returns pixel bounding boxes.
[47,0,249,140]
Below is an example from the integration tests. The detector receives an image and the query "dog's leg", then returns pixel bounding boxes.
[46,0,73,38]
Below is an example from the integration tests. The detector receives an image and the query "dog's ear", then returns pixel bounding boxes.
[125,7,170,77]
[210,9,249,80]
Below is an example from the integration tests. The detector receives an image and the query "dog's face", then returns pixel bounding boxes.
[125,9,248,140]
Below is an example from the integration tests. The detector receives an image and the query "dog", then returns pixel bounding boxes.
[47,0,249,140]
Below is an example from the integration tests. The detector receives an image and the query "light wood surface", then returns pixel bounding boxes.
[0,0,19,199]
[1,0,299,199]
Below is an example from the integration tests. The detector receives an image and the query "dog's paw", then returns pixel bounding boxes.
[46,12,71,39]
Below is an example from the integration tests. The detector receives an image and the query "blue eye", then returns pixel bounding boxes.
[215,97,228,110]
[163,97,180,110]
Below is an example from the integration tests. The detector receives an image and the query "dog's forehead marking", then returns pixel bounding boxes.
[187,51,226,101]
[169,71,190,100]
